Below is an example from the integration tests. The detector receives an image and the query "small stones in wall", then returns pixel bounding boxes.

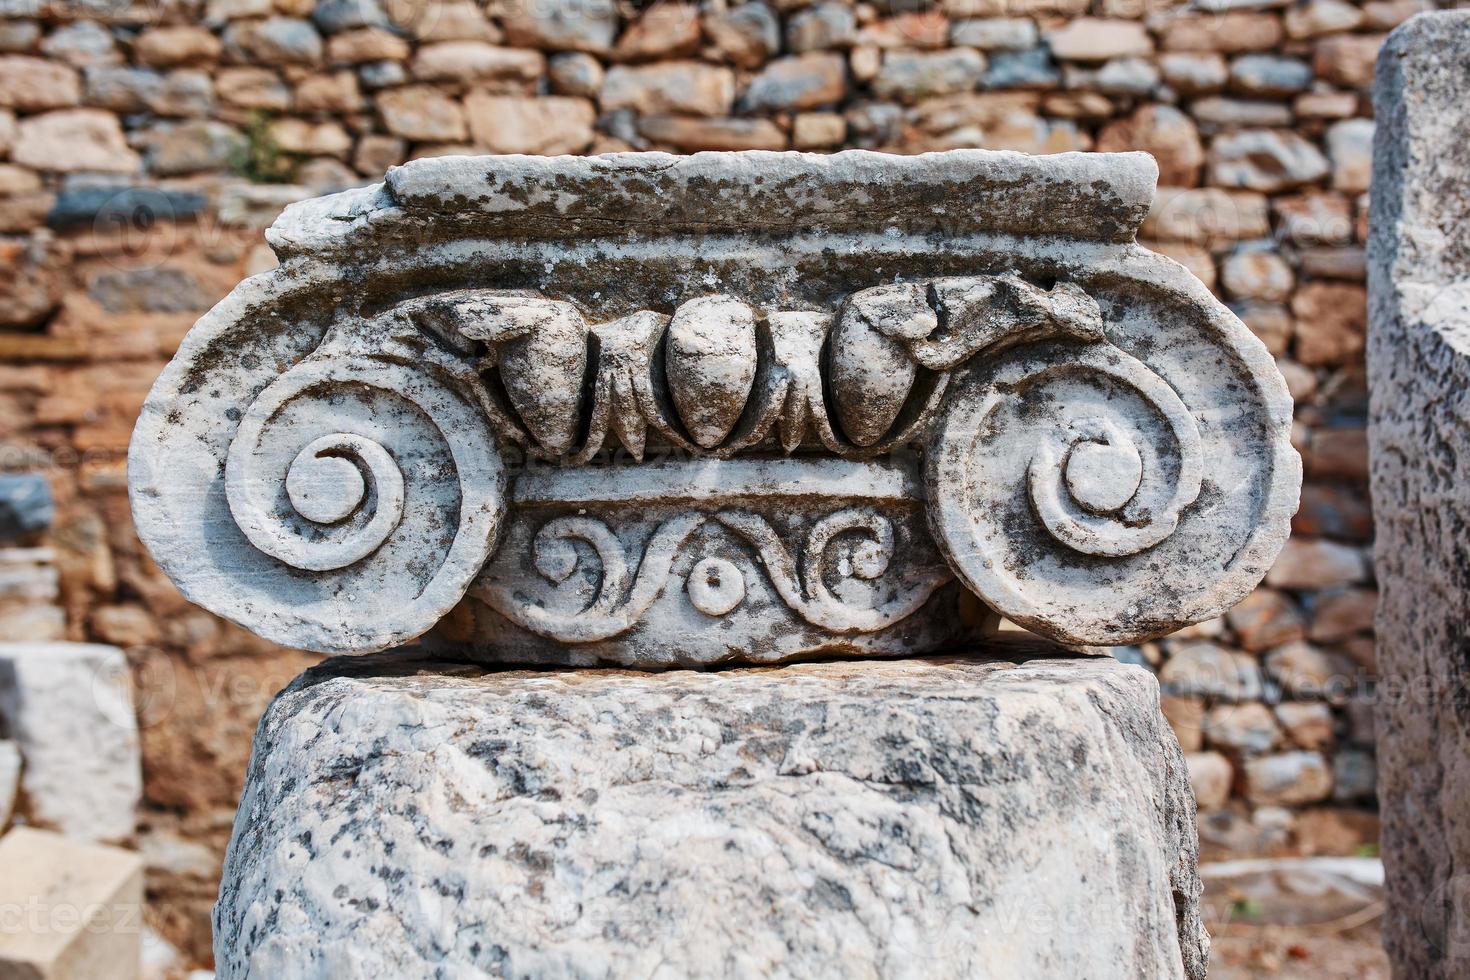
[0,548,63,642]
[637,114,786,152]
[1226,588,1307,652]
[501,0,618,54]
[13,109,140,173]
[1326,118,1375,193]
[1244,751,1335,806]
[1096,105,1203,186]
[1162,695,1206,752]
[0,473,52,540]
[1204,702,1282,755]
[1160,643,1266,702]
[548,51,602,96]
[1266,538,1371,589]
[1276,701,1336,752]
[376,84,466,141]
[0,54,81,110]
[791,110,847,148]
[739,52,847,112]
[1221,248,1295,303]
[601,61,735,116]
[1208,129,1331,193]
[1186,751,1233,810]
[1046,19,1153,62]
[464,93,594,154]
[872,48,986,101]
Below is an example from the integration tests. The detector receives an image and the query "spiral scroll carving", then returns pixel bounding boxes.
[926,343,1219,646]
[228,424,408,573]
[202,354,506,652]
[1023,357,1204,559]
[715,509,946,633]
[489,513,705,642]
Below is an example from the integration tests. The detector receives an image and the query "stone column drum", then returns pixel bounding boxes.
[1368,12,1470,978]
[127,149,1300,978]
[217,651,1207,979]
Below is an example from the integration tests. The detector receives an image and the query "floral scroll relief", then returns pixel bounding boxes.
[473,508,950,644]
[926,341,1221,646]
[132,262,1295,657]
[205,347,506,652]
[396,274,1107,464]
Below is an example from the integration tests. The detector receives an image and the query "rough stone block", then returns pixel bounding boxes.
[1185,750,1232,810]
[1368,11,1470,976]
[1045,19,1152,61]
[463,93,594,155]
[704,4,780,68]
[1203,701,1281,754]
[215,652,1207,979]
[1095,105,1203,186]
[0,827,143,980]
[739,52,847,112]
[638,114,787,152]
[0,55,80,111]
[12,109,140,175]
[872,48,986,100]
[1242,750,1334,806]
[0,643,141,843]
[600,61,734,116]
[500,0,617,54]
[1207,129,1330,192]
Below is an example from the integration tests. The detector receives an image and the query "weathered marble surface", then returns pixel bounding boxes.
[1367,11,1470,977]
[0,642,141,843]
[215,650,1207,979]
[130,150,1298,664]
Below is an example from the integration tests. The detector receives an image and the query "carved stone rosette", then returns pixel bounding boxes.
[128,150,1300,666]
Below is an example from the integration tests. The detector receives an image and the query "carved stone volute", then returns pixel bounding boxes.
[129,150,1300,665]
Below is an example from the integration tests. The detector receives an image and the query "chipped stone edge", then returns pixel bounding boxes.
[264,149,1162,258]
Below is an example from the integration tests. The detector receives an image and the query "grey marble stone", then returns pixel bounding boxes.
[1367,11,1470,977]
[129,150,1299,665]
[215,650,1207,979]
[0,643,141,843]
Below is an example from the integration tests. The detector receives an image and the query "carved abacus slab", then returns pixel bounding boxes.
[128,151,1300,666]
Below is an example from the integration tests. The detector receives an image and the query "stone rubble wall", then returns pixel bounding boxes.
[0,0,1415,959]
